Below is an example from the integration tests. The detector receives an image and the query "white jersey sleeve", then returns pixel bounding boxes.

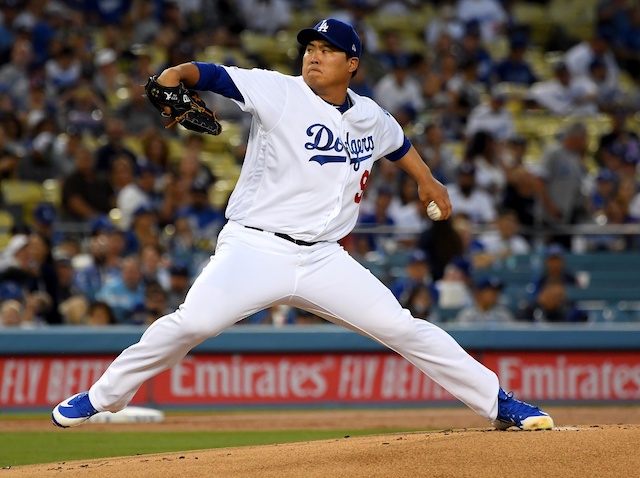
[221,66,288,131]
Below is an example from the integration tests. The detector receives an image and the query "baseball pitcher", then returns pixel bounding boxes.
[53,19,553,431]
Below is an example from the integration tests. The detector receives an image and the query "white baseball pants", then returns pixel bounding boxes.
[89,221,499,420]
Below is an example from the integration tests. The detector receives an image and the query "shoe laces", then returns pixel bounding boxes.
[70,393,97,416]
[499,390,543,420]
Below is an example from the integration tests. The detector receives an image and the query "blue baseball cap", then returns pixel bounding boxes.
[475,276,504,290]
[90,215,116,235]
[408,249,429,265]
[0,281,23,301]
[297,18,362,58]
[33,202,57,225]
[545,243,565,258]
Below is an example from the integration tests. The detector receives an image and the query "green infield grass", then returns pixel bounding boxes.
[0,429,409,467]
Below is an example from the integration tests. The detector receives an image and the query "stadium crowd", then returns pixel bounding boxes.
[1,0,640,329]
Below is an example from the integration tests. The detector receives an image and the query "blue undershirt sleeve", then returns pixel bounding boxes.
[385,136,412,162]
[191,62,244,102]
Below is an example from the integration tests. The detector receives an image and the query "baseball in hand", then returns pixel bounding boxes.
[427,201,443,221]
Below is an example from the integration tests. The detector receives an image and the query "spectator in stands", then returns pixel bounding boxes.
[18,117,62,183]
[424,4,464,46]
[390,249,433,305]
[174,179,226,243]
[0,298,26,328]
[24,232,61,324]
[354,184,395,254]
[25,80,57,136]
[373,56,425,120]
[388,174,428,247]
[95,255,145,324]
[236,0,291,35]
[165,261,191,312]
[446,162,497,224]
[465,85,515,142]
[53,250,82,305]
[418,121,458,185]
[588,58,624,112]
[73,218,123,301]
[422,49,458,112]
[92,48,122,108]
[618,4,640,77]
[455,276,515,325]
[122,204,161,256]
[114,82,166,136]
[109,154,135,196]
[179,136,217,189]
[456,20,494,83]
[446,56,485,138]
[85,300,116,326]
[531,244,578,297]
[586,195,639,251]
[44,44,82,96]
[139,243,170,288]
[375,29,411,72]
[128,1,162,45]
[405,283,438,322]
[456,0,508,42]
[527,62,598,116]
[58,84,107,137]
[501,134,536,230]
[94,117,137,176]
[61,144,116,222]
[59,294,90,325]
[162,212,209,276]
[587,168,618,216]
[31,202,60,245]
[0,234,30,283]
[492,35,537,85]
[131,281,169,326]
[0,38,32,112]
[595,108,639,169]
[476,208,531,264]
[116,162,159,231]
[139,130,171,175]
[0,280,24,311]
[519,281,588,323]
[533,122,590,248]
[433,256,474,310]
[564,27,620,92]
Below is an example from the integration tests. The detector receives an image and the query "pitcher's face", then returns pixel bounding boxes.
[302,40,357,92]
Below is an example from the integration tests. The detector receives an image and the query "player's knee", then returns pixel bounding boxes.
[374,309,423,345]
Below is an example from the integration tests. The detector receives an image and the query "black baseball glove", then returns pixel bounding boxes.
[144,75,222,135]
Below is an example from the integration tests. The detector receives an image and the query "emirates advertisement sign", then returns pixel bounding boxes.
[1,352,638,407]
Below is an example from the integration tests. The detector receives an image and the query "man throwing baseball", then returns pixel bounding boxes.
[53,19,553,431]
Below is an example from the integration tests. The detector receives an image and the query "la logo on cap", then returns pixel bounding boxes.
[317,19,329,32]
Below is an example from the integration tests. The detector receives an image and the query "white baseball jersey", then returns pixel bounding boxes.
[223,67,405,243]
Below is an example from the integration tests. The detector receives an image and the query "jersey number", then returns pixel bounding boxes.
[354,170,370,204]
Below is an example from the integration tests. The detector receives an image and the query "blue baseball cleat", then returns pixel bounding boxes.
[52,392,98,428]
[493,388,554,431]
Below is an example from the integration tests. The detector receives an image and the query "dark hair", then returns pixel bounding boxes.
[88,300,116,324]
[464,131,494,160]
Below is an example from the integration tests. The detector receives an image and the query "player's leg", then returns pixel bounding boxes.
[295,244,552,430]
[53,224,296,427]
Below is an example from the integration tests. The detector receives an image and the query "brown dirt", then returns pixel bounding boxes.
[2,406,640,477]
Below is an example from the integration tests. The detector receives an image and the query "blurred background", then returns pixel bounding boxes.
[0,0,640,331]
